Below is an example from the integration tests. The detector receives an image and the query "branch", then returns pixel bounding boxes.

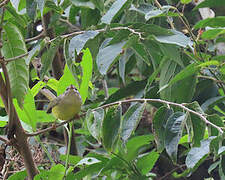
[154,0,175,29]
[50,26,144,42]
[0,0,9,8]
[25,31,45,43]
[26,98,224,137]
[5,52,29,62]
[0,136,9,144]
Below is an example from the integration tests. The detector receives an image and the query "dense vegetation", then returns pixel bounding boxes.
[0,0,224,179]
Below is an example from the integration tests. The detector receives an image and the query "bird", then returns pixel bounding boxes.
[42,85,82,120]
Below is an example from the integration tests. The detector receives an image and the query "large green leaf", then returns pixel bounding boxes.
[201,29,225,39]
[165,112,186,163]
[104,80,147,105]
[159,63,199,92]
[207,114,224,136]
[2,23,29,105]
[102,105,122,151]
[159,61,197,103]
[57,64,78,96]
[90,0,104,12]
[69,31,99,59]
[145,6,172,20]
[154,30,193,48]
[121,103,145,141]
[96,40,126,75]
[68,162,105,180]
[101,0,132,24]
[80,48,93,103]
[86,108,104,142]
[194,0,225,9]
[26,0,37,20]
[126,134,154,161]
[186,102,206,147]
[194,17,225,29]
[186,137,216,172]
[71,0,95,9]
[131,42,150,66]
[153,106,173,151]
[137,149,159,175]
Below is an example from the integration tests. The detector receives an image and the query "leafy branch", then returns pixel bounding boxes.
[25,98,224,137]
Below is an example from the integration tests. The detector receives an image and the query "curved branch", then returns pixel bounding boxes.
[26,98,224,137]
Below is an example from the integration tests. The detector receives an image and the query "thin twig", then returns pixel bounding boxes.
[158,164,187,180]
[0,136,9,144]
[5,52,29,62]
[0,0,9,8]
[198,75,225,84]
[25,31,45,43]
[26,98,224,137]
[154,0,175,29]
[51,26,144,42]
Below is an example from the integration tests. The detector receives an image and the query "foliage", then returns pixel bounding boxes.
[0,0,225,179]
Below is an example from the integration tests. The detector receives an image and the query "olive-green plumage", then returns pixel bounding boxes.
[46,85,82,120]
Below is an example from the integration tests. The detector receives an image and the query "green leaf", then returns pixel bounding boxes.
[49,164,65,180]
[96,40,126,75]
[40,37,62,79]
[81,8,101,28]
[186,137,216,171]
[208,161,220,174]
[194,17,225,29]
[71,162,105,179]
[57,64,79,96]
[201,96,225,112]
[126,134,154,161]
[86,108,104,142]
[102,105,122,151]
[121,103,145,141]
[76,157,101,166]
[131,42,150,66]
[153,106,173,151]
[145,6,172,20]
[119,49,133,84]
[207,114,224,136]
[101,0,132,24]
[71,0,95,9]
[159,61,197,103]
[201,29,225,39]
[69,31,99,58]
[35,0,45,16]
[160,63,199,92]
[137,150,159,175]
[35,164,65,180]
[90,0,104,12]
[31,81,46,96]
[165,112,186,163]
[0,116,8,127]
[154,30,193,48]
[186,102,206,147]
[60,155,82,165]
[8,170,27,180]
[159,44,184,67]
[218,146,225,156]
[104,80,147,104]
[26,0,37,20]
[2,23,29,105]
[80,48,93,103]
[194,0,225,9]
[181,0,192,4]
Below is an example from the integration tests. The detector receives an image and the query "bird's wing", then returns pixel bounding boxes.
[46,97,62,113]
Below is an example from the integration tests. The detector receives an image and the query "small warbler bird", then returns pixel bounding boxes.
[44,85,82,120]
